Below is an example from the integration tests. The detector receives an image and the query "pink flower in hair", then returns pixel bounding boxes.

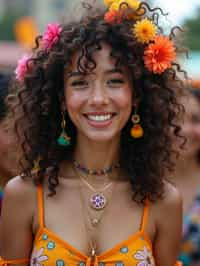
[42,23,62,50]
[15,54,31,81]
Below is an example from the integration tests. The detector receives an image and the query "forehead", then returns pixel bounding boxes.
[68,42,125,73]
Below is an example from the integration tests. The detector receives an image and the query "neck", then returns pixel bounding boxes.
[74,135,120,174]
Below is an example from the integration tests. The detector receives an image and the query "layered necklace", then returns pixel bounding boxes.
[73,159,119,211]
[73,160,119,258]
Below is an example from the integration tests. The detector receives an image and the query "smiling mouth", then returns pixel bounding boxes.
[84,113,116,122]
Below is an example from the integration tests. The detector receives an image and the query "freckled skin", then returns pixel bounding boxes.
[64,42,133,144]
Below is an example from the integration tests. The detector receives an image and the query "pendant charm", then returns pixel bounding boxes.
[90,193,107,210]
[91,218,99,226]
[91,247,96,257]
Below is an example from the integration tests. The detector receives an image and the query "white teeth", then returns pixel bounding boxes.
[87,114,112,121]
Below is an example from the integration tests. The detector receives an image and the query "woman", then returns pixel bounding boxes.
[172,88,200,266]
[1,0,184,265]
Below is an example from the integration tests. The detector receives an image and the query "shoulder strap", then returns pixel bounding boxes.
[37,185,44,228]
[140,198,150,233]
[0,257,29,265]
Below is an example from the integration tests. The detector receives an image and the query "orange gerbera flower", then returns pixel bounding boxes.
[144,35,176,74]
[104,10,122,24]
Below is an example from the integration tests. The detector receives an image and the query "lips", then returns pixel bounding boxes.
[83,112,116,122]
[83,112,116,128]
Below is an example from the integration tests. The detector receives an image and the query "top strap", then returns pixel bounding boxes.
[0,257,29,265]
[140,198,150,233]
[37,185,44,228]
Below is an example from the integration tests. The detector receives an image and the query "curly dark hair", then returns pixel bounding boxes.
[0,73,9,121]
[13,1,186,202]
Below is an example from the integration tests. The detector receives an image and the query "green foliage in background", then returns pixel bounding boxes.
[0,11,22,41]
[183,8,200,50]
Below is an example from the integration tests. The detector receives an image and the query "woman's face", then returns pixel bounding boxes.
[181,94,200,157]
[64,42,133,143]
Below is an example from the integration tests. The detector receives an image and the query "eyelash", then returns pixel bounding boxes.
[108,79,125,85]
[71,80,87,87]
[70,78,125,87]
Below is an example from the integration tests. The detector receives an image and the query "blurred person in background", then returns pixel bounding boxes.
[171,88,200,266]
[0,73,19,212]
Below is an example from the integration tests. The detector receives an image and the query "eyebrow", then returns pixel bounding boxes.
[67,68,124,78]
[105,68,124,74]
[67,71,84,78]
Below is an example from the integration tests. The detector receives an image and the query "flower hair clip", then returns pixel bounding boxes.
[15,54,31,82]
[144,35,176,74]
[42,23,62,51]
[104,0,176,74]
[15,23,62,81]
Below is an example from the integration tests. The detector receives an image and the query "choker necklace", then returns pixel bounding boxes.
[73,159,120,176]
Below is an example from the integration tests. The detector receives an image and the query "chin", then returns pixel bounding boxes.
[84,131,120,143]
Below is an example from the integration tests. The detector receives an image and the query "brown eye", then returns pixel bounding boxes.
[191,114,200,124]
[107,79,125,86]
[71,80,88,87]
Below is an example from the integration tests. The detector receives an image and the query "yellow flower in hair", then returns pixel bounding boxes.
[133,18,157,44]
[104,0,115,7]
[110,0,140,12]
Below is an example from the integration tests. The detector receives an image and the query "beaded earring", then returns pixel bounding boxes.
[57,112,71,146]
[130,102,144,139]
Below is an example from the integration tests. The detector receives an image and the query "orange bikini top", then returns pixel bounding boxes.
[0,185,182,266]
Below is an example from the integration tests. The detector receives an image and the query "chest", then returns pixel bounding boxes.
[33,182,155,256]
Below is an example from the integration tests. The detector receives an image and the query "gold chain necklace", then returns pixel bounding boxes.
[74,167,116,258]
[74,167,113,211]
[78,178,98,259]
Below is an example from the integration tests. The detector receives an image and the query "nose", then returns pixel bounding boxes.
[88,81,109,106]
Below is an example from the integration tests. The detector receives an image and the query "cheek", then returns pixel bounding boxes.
[182,124,195,138]
[113,87,133,110]
[65,90,85,112]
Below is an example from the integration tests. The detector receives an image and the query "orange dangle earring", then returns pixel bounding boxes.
[130,102,144,139]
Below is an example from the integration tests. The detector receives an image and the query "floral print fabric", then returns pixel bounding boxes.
[179,191,200,266]
[30,228,155,266]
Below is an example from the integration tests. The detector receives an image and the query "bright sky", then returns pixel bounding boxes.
[154,0,200,24]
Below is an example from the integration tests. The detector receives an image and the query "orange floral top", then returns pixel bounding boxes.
[0,186,182,266]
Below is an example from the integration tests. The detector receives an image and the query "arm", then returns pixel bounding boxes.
[0,176,35,265]
[154,183,183,266]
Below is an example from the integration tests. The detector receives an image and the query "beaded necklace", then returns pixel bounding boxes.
[73,159,120,176]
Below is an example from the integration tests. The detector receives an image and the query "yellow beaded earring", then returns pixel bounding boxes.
[130,102,144,139]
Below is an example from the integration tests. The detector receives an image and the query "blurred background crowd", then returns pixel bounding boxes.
[0,0,200,265]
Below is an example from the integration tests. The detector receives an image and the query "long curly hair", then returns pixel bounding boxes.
[13,1,186,202]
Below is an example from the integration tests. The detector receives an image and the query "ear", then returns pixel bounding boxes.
[132,98,139,108]
[61,101,66,112]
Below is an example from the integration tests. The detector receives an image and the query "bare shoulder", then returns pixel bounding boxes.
[162,181,182,209]
[1,176,36,257]
[4,175,35,197]
[2,175,37,217]
[153,181,183,225]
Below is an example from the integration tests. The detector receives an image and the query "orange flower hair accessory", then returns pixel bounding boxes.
[143,35,176,74]
[133,18,157,44]
[104,10,123,24]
